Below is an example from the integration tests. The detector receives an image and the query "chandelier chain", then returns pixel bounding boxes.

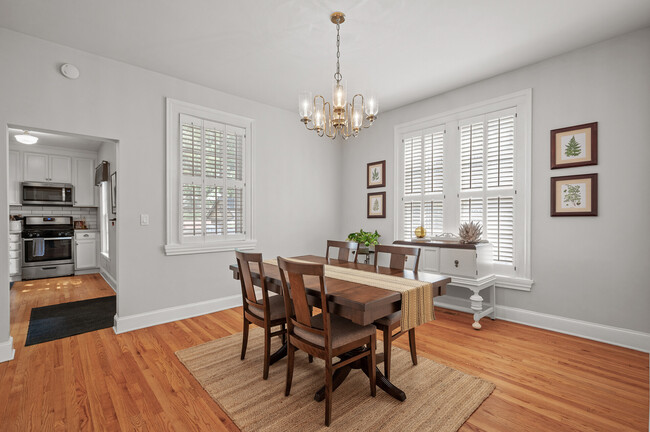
[334,23,342,83]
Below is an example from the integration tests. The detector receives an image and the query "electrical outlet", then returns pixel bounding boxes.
[140,214,149,226]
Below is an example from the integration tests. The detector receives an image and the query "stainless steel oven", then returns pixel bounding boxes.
[22,182,74,206]
[22,216,75,280]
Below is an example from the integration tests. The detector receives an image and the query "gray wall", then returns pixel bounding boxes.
[0,28,342,341]
[339,27,650,333]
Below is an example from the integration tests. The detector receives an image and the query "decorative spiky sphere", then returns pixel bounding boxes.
[458,221,482,244]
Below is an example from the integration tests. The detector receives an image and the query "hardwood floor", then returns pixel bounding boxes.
[1,274,647,431]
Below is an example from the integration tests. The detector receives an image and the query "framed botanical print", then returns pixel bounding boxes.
[367,160,386,188]
[367,192,386,218]
[551,173,598,216]
[550,122,598,169]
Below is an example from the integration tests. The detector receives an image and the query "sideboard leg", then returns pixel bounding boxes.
[490,282,496,320]
[470,291,483,330]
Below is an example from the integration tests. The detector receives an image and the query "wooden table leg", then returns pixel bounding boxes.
[314,366,352,401]
[269,343,287,365]
[313,349,406,402]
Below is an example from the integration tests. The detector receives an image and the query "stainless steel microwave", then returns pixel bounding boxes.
[22,182,74,206]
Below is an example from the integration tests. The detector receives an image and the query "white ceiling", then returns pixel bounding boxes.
[1,0,649,112]
[8,128,105,152]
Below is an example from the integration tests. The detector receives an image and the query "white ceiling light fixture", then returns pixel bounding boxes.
[299,12,378,140]
[15,131,39,145]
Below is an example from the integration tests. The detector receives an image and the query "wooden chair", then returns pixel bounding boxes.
[325,240,359,263]
[236,251,287,380]
[277,257,376,427]
[373,244,421,380]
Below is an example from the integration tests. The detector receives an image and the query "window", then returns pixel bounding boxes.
[165,99,255,255]
[396,90,532,289]
[402,126,445,239]
[100,181,109,258]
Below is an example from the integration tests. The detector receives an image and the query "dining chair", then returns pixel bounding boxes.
[325,240,359,263]
[236,251,287,380]
[277,256,376,427]
[373,244,421,380]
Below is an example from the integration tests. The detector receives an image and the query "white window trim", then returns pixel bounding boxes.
[393,89,533,291]
[165,98,256,255]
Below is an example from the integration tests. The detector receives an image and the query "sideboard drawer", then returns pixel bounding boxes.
[440,249,477,278]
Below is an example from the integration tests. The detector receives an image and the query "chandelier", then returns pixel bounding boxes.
[299,12,378,139]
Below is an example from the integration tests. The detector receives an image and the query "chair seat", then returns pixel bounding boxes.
[249,294,287,321]
[375,310,401,327]
[294,314,376,349]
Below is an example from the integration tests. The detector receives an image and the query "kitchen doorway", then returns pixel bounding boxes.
[6,125,120,347]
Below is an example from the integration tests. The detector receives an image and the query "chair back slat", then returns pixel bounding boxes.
[325,240,359,263]
[277,257,331,347]
[374,244,421,272]
[235,251,270,314]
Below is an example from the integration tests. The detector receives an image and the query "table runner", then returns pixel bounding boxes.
[263,259,435,330]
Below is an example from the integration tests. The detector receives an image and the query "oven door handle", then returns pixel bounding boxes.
[23,237,73,241]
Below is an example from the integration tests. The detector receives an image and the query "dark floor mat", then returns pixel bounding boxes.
[25,296,116,346]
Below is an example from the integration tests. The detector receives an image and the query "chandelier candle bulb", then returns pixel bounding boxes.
[332,80,347,111]
[298,91,313,121]
[298,12,378,139]
[365,95,378,119]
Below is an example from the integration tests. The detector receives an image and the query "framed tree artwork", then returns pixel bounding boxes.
[550,122,598,169]
[367,192,386,218]
[551,173,598,216]
[367,160,386,188]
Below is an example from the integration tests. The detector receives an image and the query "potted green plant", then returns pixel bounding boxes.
[346,229,381,263]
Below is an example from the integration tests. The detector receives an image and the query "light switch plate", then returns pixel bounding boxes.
[140,214,149,226]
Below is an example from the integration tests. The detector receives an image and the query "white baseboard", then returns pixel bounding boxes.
[113,294,242,334]
[434,297,650,353]
[0,337,15,363]
[100,270,118,293]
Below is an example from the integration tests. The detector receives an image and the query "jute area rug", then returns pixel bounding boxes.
[176,328,494,431]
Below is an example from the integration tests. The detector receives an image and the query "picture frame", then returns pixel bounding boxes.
[550,122,598,169]
[367,160,386,188]
[367,192,386,218]
[110,171,117,214]
[550,173,598,216]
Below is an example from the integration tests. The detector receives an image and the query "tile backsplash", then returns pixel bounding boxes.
[10,205,98,229]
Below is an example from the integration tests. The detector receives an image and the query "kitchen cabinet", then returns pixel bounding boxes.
[75,231,98,270]
[73,157,96,207]
[9,233,21,280]
[8,150,21,205]
[24,152,72,183]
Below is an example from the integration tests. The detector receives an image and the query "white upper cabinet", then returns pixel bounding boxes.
[49,155,72,183]
[73,157,96,207]
[8,150,21,205]
[24,152,72,183]
[24,152,48,182]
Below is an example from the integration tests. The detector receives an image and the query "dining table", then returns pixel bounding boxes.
[229,255,451,401]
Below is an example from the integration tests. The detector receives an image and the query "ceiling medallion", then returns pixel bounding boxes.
[299,12,378,139]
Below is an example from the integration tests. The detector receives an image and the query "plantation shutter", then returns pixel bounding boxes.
[179,115,246,242]
[424,130,444,193]
[181,115,203,239]
[460,198,483,224]
[487,196,514,263]
[404,134,422,195]
[460,120,484,191]
[226,126,245,237]
[403,201,422,240]
[423,200,443,235]
[401,126,445,240]
[487,110,515,189]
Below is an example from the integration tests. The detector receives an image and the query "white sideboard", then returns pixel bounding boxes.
[395,240,496,329]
